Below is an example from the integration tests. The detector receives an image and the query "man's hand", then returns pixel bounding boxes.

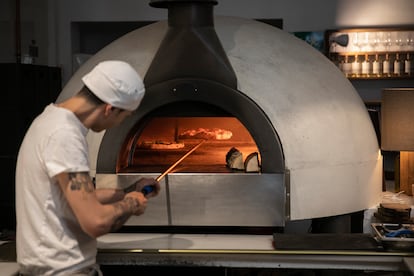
[124,177,160,198]
[110,191,147,231]
[123,191,147,216]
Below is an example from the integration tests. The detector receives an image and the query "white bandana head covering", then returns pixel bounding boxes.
[82,60,145,111]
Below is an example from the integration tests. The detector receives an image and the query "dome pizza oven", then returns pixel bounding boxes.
[57,0,382,233]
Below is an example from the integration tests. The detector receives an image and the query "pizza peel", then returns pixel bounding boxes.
[141,140,206,195]
[155,139,206,182]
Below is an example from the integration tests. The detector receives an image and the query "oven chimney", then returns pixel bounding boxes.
[144,0,237,88]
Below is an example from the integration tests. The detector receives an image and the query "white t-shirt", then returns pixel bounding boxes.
[15,104,97,275]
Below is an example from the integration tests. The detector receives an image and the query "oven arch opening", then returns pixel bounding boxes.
[97,79,284,174]
[117,106,263,174]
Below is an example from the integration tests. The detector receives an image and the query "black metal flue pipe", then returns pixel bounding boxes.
[144,0,237,89]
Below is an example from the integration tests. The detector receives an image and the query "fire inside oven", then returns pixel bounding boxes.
[117,106,260,175]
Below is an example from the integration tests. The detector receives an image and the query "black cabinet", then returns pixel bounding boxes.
[0,63,61,230]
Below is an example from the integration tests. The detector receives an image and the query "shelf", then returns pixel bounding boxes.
[326,28,414,80]
[347,75,414,80]
[331,52,413,80]
[333,51,413,56]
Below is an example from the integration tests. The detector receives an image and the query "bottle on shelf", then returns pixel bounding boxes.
[405,53,412,76]
[335,55,344,72]
[361,54,372,77]
[351,54,362,77]
[393,53,402,76]
[382,53,391,77]
[342,55,352,77]
[372,53,382,77]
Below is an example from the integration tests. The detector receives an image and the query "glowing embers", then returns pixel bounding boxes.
[118,117,260,173]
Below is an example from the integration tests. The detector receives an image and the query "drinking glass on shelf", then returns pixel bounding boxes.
[370,32,380,51]
[406,31,414,51]
[359,32,370,52]
[351,32,360,52]
[394,32,404,52]
[380,32,392,52]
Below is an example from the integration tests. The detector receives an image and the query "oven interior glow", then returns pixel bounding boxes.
[117,117,260,173]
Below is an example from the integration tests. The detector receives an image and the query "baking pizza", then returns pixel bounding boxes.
[179,128,232,140]
[139,141,185,150]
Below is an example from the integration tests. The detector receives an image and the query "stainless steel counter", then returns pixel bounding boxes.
[97,233,414,273]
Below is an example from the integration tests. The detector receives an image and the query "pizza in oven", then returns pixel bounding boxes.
[179,128,232,140]
[139,141,185,150]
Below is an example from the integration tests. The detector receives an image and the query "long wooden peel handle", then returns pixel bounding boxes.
[141,140,205,195]
[156,140,205,181]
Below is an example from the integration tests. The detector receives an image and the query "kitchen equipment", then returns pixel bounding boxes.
[58,0,381,233]
[371,223,414,251]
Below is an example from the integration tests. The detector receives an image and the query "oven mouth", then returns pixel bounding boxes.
[116,107,260,174]
[97,79,285,175]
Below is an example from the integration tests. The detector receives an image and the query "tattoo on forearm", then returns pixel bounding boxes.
[110,197,139,232]
[68,172,94,193]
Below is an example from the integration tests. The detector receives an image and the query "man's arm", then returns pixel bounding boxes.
[95,188,125,204]
[95,177,160,204]
[55,171,147,238]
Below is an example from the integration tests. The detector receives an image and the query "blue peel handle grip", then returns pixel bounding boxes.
[141,185,154,195]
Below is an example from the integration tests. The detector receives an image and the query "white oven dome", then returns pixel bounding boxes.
[57,16,382,221]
